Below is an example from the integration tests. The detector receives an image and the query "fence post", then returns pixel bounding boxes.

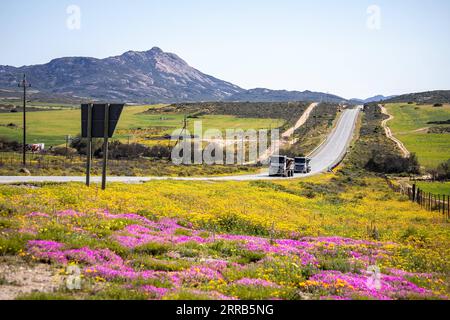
[429,193,431,211]
[447,195,449,219]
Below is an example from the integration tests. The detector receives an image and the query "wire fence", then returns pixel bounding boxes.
[0,151,146,171]
[386,177,450,220]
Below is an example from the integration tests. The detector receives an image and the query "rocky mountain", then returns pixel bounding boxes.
[0,47,243,103]
[0,47,349,104]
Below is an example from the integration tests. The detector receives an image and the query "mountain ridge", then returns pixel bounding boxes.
[0,47,346,104]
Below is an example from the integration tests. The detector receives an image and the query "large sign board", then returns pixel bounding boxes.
[81,103,124,190]
[81,104,124,138]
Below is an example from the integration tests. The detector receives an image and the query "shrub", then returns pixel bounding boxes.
[70,135,103,156]
[51,146,78,157]
[134,242,172,256]
[131,256,190,271]
[428,159,450,181]
[365,151,420,174]
[0,138,22,152]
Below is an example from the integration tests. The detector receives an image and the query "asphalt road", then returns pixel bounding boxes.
[0,108,360,184]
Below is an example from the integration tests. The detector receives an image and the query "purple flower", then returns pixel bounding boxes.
[234,278,279,288]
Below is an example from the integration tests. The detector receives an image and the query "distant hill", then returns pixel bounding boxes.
[350,95,397,104]
[225,88,346,104]
[0,48,346,104]
[385,90,450,104]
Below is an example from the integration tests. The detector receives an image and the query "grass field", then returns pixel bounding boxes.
[0,172,449,300]
[416,182,450,196]
[0,105,285,147]
[384,103,450,168]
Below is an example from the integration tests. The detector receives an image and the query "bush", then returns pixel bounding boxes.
[134,242,172,256]
[108,141,148,159]
[51,146,78,157]
[70,135,171,160]
[70,135,103,156]
[365,151,420,174]
[428,159,450,181]
[0,138,22,152]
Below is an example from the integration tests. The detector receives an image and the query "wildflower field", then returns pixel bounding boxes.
[0,173,449,300]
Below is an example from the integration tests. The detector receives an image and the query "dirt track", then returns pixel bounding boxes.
[380,105,411,158]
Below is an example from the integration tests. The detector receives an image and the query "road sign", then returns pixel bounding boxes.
[81,104,124,138]
[81,103,124,190]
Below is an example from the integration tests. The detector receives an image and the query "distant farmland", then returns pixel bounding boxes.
[385,103,450,168]
[0,105,285,147]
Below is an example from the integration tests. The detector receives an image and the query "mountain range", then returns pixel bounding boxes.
[1,47,447,105]
[0,47,346,104]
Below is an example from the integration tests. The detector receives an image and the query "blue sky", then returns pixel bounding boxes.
[1,0,449,99]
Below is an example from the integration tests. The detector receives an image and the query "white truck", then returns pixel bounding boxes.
[269,155,295,177]
[294,157,312,174]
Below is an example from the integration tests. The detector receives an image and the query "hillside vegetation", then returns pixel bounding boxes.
[346,104,419,174]
[384,103,450,168]
[386,90,450,105]
[144,101,312,131]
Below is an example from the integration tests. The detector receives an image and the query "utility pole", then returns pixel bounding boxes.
[18,74,31,167]
[179,114,188,143]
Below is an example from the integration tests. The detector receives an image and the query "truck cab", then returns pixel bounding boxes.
[294,157,311,174]
[269,155,295,177]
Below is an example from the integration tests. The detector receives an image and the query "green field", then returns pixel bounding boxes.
[385,103,450,168]
[0,105,285,147]
[416,181,450,195]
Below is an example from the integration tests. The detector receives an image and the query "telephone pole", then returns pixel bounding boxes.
[18,74,31,167]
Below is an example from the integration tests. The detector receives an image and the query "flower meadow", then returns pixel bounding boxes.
[1,208,448,300]
[0,174,449,300]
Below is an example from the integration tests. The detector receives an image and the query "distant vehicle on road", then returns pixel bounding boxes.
[269,155,295,177]
[294,157,311,174]
[26,143,45,154]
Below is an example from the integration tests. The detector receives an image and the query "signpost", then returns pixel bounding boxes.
[81,103,124,190]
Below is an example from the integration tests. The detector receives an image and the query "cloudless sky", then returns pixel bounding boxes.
[1,0,449,99]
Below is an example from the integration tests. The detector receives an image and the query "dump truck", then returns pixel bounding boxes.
[294,157,312,174]
[269,155,295,177]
